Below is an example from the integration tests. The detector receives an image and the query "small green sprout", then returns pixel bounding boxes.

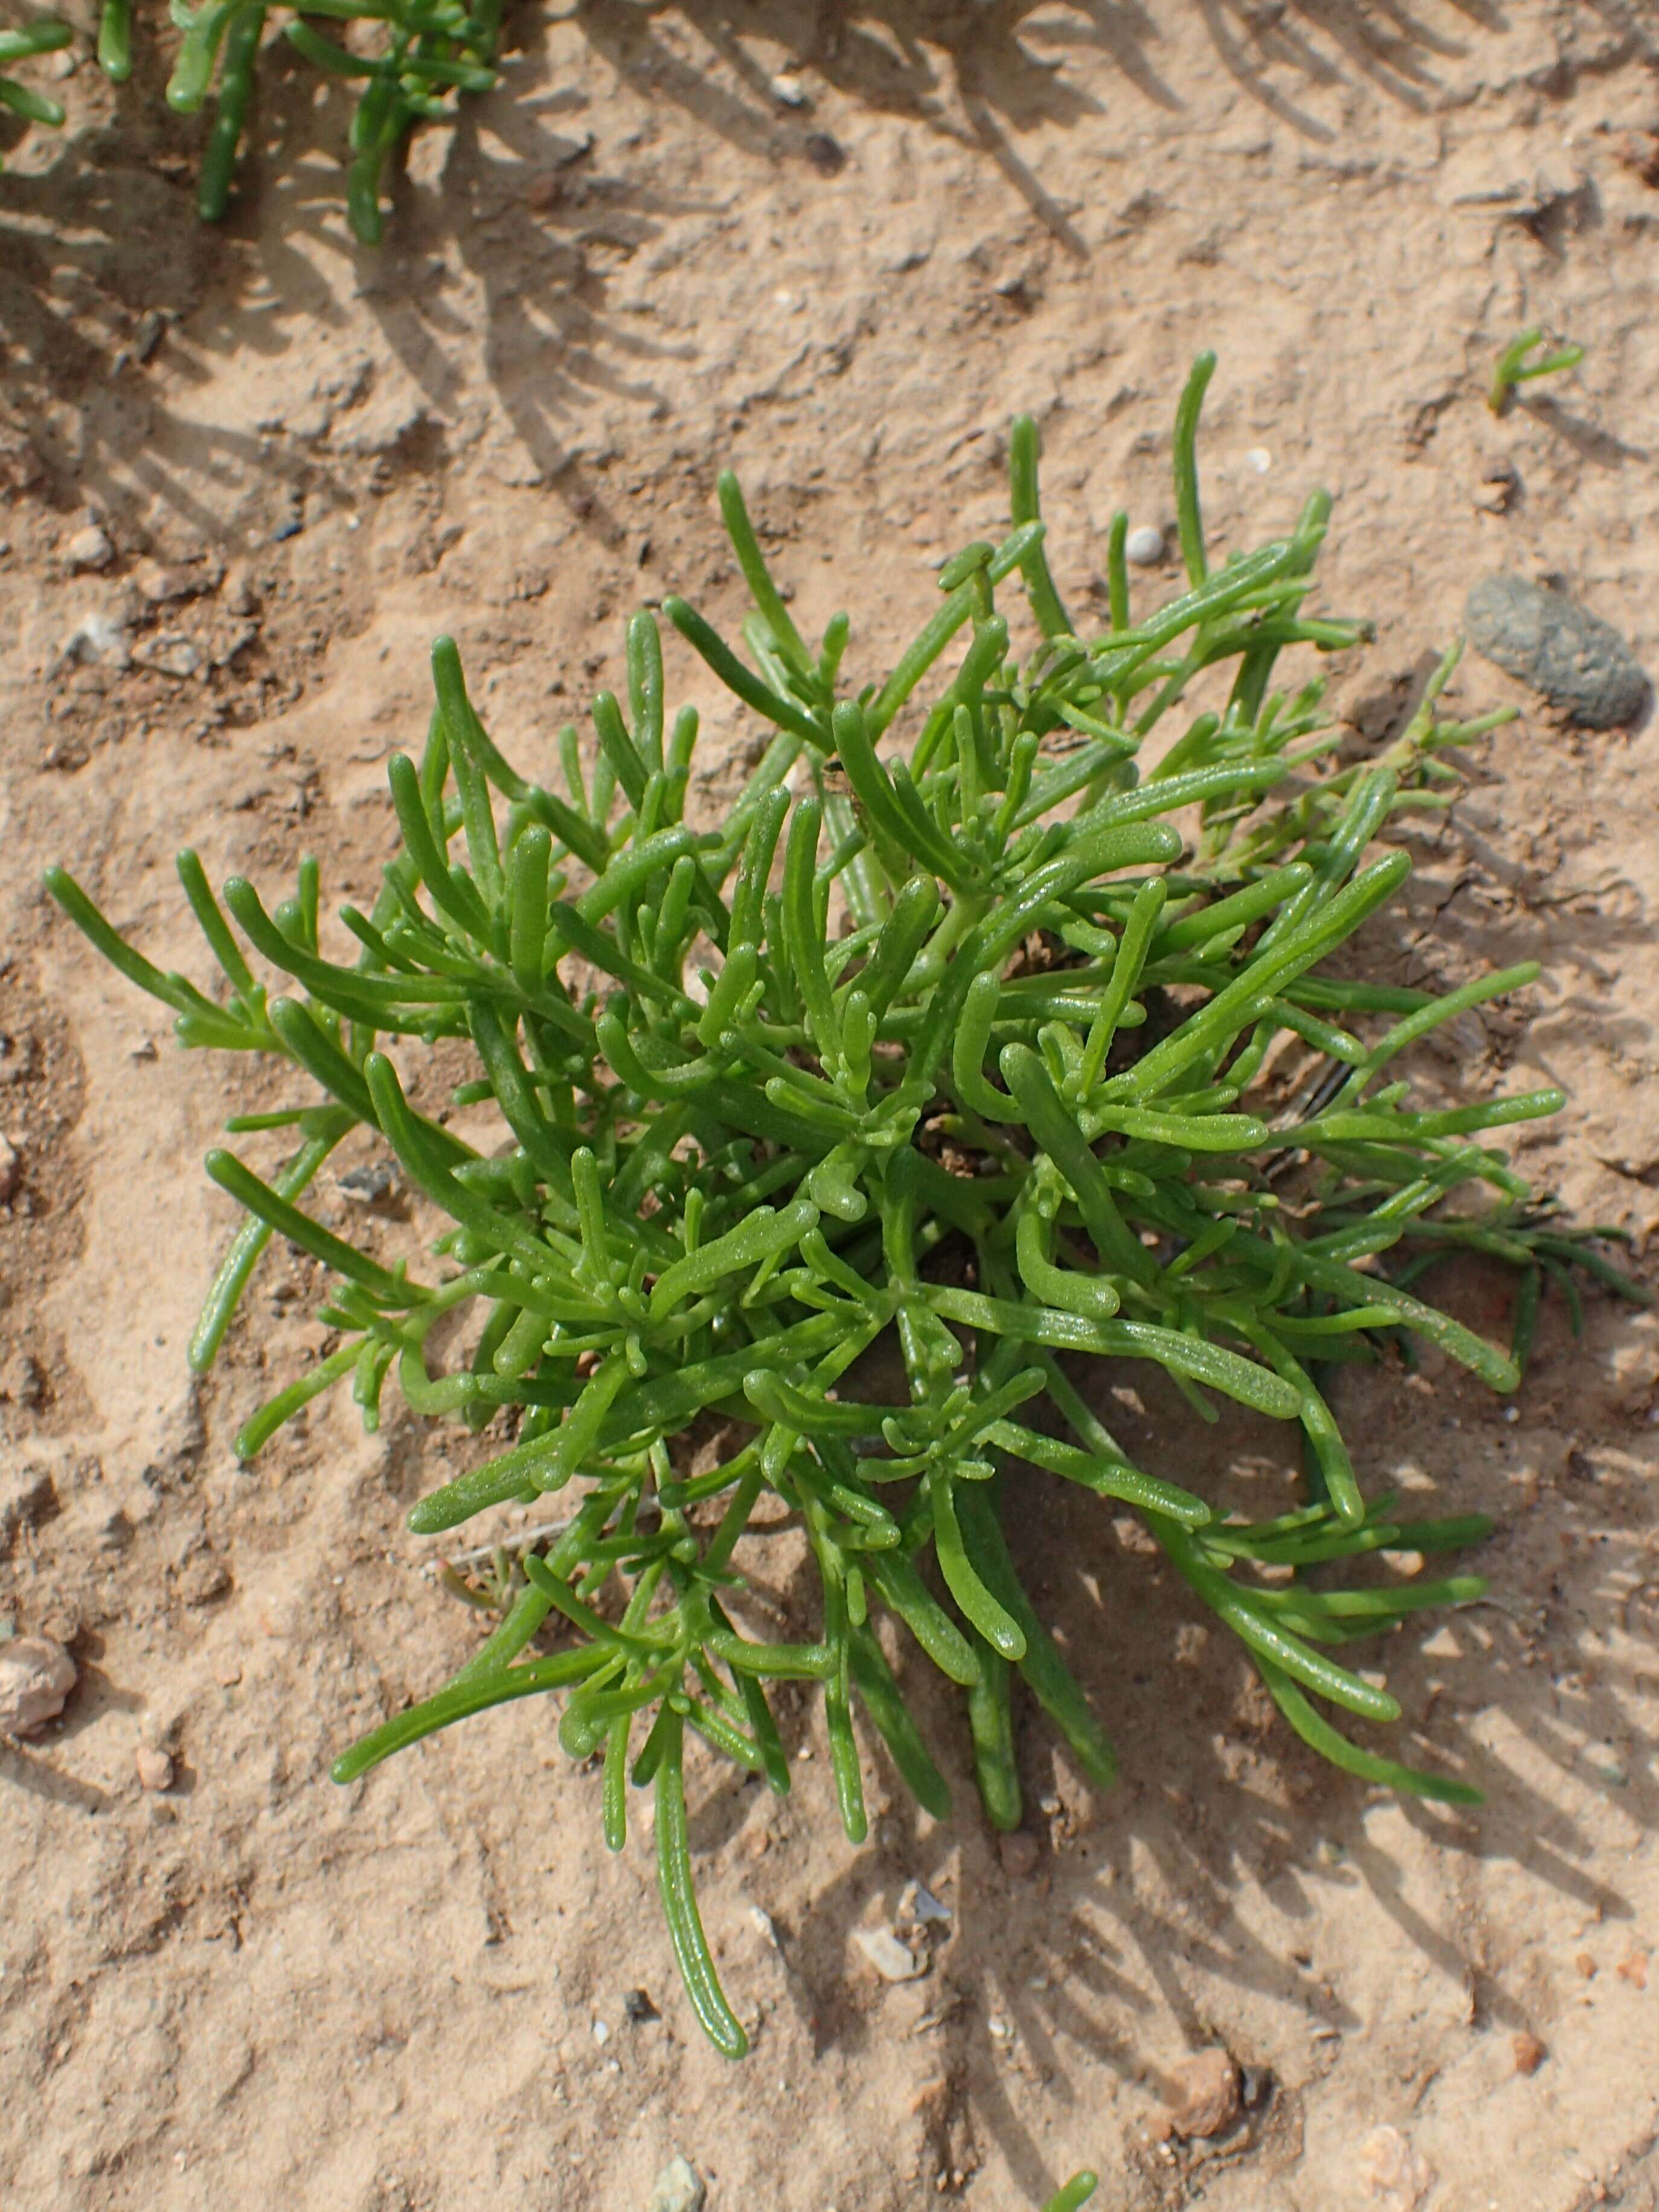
[1044,2175,1099,2211]
[47,359,1648,2057]
[1487,327,1585,415]
[0,16,71,158]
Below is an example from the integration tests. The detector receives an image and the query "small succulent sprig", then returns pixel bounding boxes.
[0,14,71,160]
[47,358,1646,2057]
[1487,325,1585,416]
[165,0,503,236]
[3,3,502,236]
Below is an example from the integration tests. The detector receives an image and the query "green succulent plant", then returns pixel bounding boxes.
[47,357,1645,2056]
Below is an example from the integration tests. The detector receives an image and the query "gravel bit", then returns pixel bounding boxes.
[0,1634,77,1737]
[646,2156,707,2212]
[852,1926,925,1983]
[1164,2047,1240,2138]
[135,1746,175,1793]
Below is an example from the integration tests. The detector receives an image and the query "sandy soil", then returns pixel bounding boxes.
[2,4,1658,2208]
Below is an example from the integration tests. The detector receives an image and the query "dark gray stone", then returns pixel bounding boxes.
[1465,573,1648,729]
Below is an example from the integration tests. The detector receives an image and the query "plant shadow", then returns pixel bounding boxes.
[0,15,704,546]
[2,0,1533,542]
[575,0,1515,209]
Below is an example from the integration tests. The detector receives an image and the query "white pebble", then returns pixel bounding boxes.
[771,73,807,107]
[59,609,130,670]
[63,524,114,572]
[1124,524,1165,566]
[1356,2124,1436,2210]
[1245,446,1272,475]
[0,1635,76,1737]
[591,2017,610,2045]
[646,2156,707,2212]
[851,1925,925,1983]
[135,1745,174,1793]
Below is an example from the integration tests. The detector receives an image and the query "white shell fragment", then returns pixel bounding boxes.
[852,1926,925,1982]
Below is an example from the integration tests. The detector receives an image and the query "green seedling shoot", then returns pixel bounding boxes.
[1488,327,1585,415]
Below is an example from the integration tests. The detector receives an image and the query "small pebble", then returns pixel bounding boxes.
[135,1745,174,1793]
[998,1830,1040,1879]
[1616,1950,1649,1990]
[1575,1952,1597,1979]
[803,131,846,176]
[133,559,197,606]
[1465,573,1648,728]
[0,1135,20,1203]
[1512,2031,1547,2076]
[1357,2124,1436,2211]
[63,524,114,572]
[1124,524,1165,566]
[0,1634,76,1737]
[899,1878,952,1926]
[1238,2063,1275,2111]
[771,72,807,106]
[852,1926,925,1983]
[1245,446,1272,475]
[59,609,129,670]
[645,2155,707,2212]
[132,633,202,680]
[622,1988,658,2024]
[591,2018,610,2046]
[749,1904,779,1947]
[338,1161,398,1206]
[1164,2048,1240,2138]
